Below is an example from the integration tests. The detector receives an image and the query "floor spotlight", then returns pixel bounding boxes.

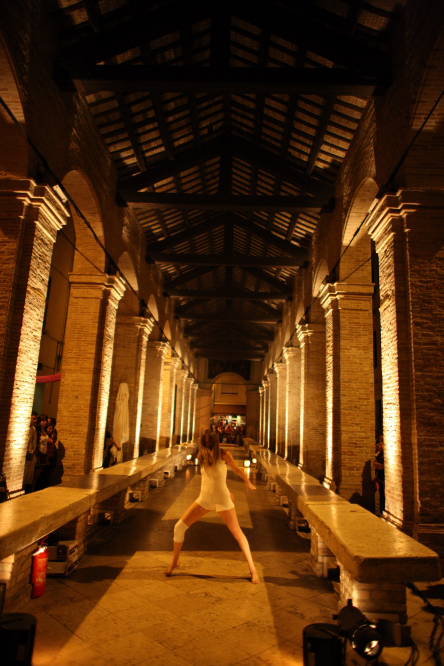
[337,600,383,661]
[243,460,251,468]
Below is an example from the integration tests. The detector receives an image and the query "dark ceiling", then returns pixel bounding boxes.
[50,0,395,361]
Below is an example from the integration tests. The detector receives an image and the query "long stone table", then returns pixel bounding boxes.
[245,440,441,622]
[0,444,195,610]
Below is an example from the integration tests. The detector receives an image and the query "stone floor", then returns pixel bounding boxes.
[21,449,444,666]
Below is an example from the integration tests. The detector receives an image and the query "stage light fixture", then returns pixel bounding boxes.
[252,458,257,464]
[337,600,383,661]
[243,460,251,468]
[186,454,192,460]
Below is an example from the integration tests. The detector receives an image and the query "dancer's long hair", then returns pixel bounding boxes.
[197,431,221,467]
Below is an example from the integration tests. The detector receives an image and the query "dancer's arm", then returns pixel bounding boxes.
[222,450,256,490]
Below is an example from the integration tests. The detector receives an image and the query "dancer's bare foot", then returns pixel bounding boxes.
[164,562,180,576]
[250,569,260,584]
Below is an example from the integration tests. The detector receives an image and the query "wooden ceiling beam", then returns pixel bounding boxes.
[242,266,292,292]
[306,96,337,175]
[148,253,306,267]
[165,266,215,289]
[194,350,265,360]
[167,289,292,300]
[57,64,388,96]
[122,192,328,212]
[178,313,280,323]
[186,332,273,341]
[118,136,333,199]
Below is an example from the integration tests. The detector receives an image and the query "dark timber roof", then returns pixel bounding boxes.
[51,0,395,360]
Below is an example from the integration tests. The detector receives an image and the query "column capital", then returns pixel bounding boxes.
[116,315,154,336]
[296,322,323,344]
[262,378,269,389]
[68,273,126,308]
[320,282,374,314]
[186,376,194,386]
[366,189,444,251]
[282,346,301,363]
[273,361,287,377]
[259,386,264,395]
[176,367,189,381]
[192,383,199,393]
[267,370,277,383]
[147,341,169,359]
[165,355,181,371]
[0,178,68,241]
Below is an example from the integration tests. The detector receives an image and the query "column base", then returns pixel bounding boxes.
[52,512,89,558]
[339,568,407,624]
[310,527,337,578]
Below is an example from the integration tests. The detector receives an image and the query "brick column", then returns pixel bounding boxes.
[191,383,199,442]
[108,316,153,460]
[258,387,264,445]
[174,368,188,444]
[57,274,125,475]
[274,362,287,457]
[140,342,168,452]
[367,191,444,551]
[267,371,277,452]
[183,377,194,442]
[320,283,375,507]
[0,180,67,491]
[297,323,326,481]
[159,355,180,449]
[195,387,212,440]
[283,346,301,463]
[262,378,269,447]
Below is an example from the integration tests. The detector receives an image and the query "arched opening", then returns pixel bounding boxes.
[211,372,247,436]
[0,35,28,177]
[163,319,171,341]
[61,170,106,274]
[117,250,139,316]
[341,178,382,434]
[33,215,75,419]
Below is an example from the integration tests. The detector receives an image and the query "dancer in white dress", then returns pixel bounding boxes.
[165,431,260,584]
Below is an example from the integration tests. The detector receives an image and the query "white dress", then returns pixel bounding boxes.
[196,459,235,512]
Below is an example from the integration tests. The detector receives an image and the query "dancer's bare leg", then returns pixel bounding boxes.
[219,508,260,584]
[164,502,209,575]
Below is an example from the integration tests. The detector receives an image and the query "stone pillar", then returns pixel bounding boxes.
[283,346,301,463]
[108,316,153,460]
[258,386,264,445]
[274,362,287,457]
[140,342,168,453]
[246,388,259,440]
[339,567,407,624]
[320,283,375,507]
[0,180,67,492]
[183,377,193,442]
[174,368,188,444]
[367,191,444,552]
[195,387,212,440]
[267,371,277,452]
[262,378,269,447]
[159,355,180,449]
[57,274,125,475]
[191,383,199,442]
[297,323,326,481]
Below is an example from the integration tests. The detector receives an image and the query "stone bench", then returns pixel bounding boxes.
[0,444,195,610]
[244,441,441,623]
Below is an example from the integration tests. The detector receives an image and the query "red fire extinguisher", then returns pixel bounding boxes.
[31,542,48,598]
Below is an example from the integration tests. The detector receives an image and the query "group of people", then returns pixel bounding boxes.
[214,421,246,445]
[374,431,385,514]
[24,412,58,493]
